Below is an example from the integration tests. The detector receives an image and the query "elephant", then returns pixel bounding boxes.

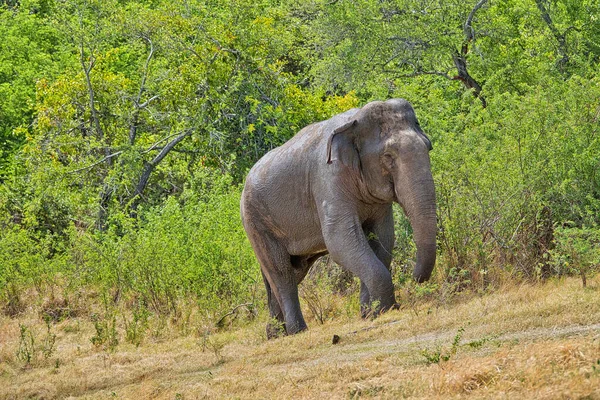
[240,98,436,338]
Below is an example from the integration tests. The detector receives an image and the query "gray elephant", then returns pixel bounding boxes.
[240,99,436,337]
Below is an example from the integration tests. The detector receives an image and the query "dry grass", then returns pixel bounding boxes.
[1,275,600,399]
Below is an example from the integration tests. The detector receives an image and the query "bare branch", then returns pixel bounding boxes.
[144,146,201,155]
[452,51,487,108]
[129,35,155,145]
[149,130,191,169]
[388,69,454,80]
[216,303,256,328]
[535,0,569,69]
[464,0,489,42]
[80,41,104,142]
[141,132,181,154]
[138,95,159,109]
[454,0,489,108]
[130,130,192,213]
[67,151,123,174]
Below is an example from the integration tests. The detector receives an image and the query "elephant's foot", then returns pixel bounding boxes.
[285,320,308,336]
[265,319,308,339]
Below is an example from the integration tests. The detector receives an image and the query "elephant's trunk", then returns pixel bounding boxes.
[412,215,437,282]
[396,175,437,283]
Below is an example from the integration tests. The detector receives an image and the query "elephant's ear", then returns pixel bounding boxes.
[419,132,433,151]
[326,119,357,164]
[415,120,433,151]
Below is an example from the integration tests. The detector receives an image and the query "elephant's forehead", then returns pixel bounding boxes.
[365,102,416,126]
[379,112,417,137]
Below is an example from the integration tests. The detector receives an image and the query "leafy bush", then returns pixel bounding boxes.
[70,168,259,317]
[550,226,600,286]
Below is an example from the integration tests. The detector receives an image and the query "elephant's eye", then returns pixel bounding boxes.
[382,153,395,168]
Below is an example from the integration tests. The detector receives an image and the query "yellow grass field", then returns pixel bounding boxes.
[1,275,600,399]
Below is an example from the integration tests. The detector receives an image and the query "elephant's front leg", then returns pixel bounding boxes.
[361,206,396,317]
[322,212,396,314]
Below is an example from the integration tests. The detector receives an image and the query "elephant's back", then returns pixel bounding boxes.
[240,122,328,251]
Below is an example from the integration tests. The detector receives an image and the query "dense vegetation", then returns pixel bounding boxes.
[0,0,599,329]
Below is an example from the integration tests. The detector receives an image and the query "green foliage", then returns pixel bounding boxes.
[432,73,600,284]
[300,262,357,324]
[466,334,499,350]
[0,2,64,175]
[0,225,71,299]
[41,318,57,359]
[550,225,600,286]
[64,168,260,316]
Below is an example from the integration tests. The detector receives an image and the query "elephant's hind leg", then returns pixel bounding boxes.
[248,231,307,337]
[261,271,286,338]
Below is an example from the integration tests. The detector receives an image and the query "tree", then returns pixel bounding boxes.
[0,2,62,178]
[290,0,492,106]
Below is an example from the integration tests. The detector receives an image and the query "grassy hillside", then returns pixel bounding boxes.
[2,275,599,399]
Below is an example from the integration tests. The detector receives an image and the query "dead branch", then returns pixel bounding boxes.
[464,0,489,42]
[130,129,192,213]
[216,303,256,328]
[535,0,569,69]
[455,0,488,107]
[141,132,182,154]
[67,151,123,174]
[129,35,156,145]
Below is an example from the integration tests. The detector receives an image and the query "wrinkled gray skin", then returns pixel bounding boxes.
[241,99,436,338]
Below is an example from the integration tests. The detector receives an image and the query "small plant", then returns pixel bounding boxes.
[403,280,439,316]
[593,359,600,375]
[466,334,498,350]
[201,333,226,364]
[299,263,344,324]
[90,313,119,352]
[3,283,24,317]
[41,318,57,359]
[51,358,62,374]
[16,324,35,365]
[361,299,382,320]
[266,317,286,338]
[447,267,472,293]
[420,347,443,365]
[421,326,465,365]
[124,306,150,347]
[15,321,55,366]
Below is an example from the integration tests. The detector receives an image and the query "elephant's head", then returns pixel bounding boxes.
[327,98,436,282]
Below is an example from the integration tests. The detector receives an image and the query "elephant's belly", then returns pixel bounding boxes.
[286,234,327,257]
